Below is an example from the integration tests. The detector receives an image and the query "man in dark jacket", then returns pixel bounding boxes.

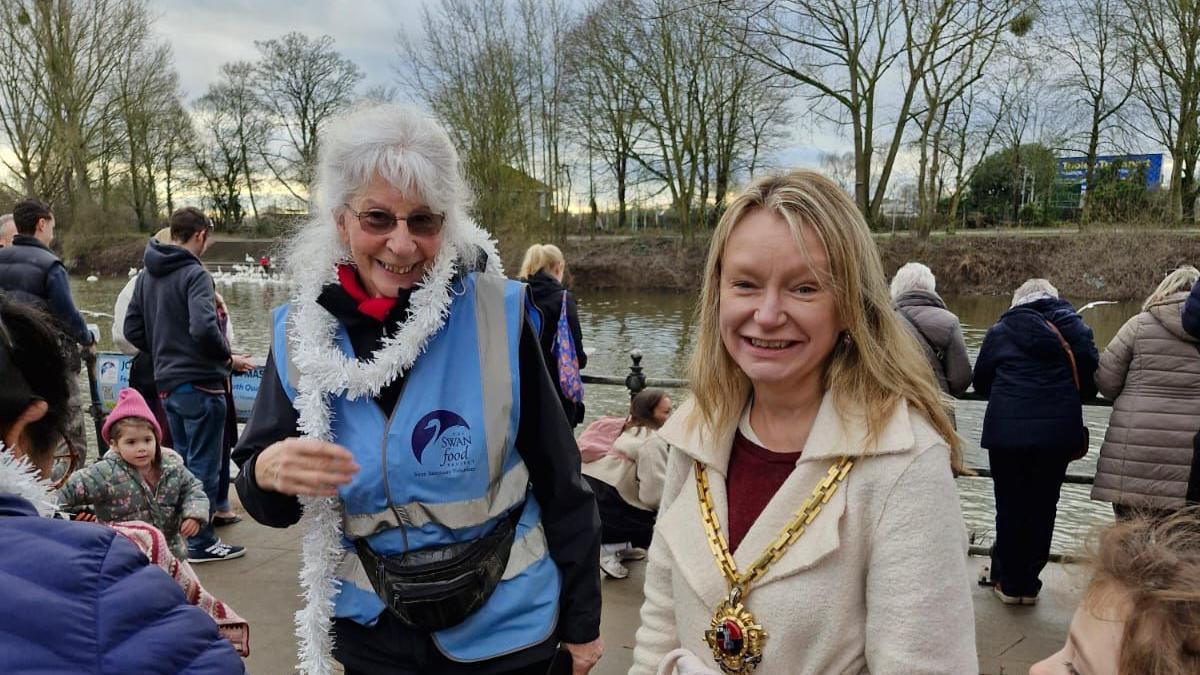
[124,207,245,563]
[0,297,243,674]
[973,278,1099,604]
[0,198,96,455]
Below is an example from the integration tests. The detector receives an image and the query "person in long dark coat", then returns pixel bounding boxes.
[973,278,1098,604]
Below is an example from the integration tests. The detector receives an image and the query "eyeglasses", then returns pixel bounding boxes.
[343,204,445,237]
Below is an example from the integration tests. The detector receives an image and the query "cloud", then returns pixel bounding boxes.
[154,0,423,101]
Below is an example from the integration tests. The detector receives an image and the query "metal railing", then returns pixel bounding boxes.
[583,350,1107,485]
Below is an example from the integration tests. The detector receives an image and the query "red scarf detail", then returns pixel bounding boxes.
[337,264,397,322]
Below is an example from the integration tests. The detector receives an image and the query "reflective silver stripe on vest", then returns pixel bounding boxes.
[473,273,513,488]
[336,549,373,591]
[339,273,528,539]
[342,463,530,536]
[277,306,301,393]
[501,521,548,581]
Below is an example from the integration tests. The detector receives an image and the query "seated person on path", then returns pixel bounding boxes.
[973,278,1098,606]
[582,387,673,579]
[1030,506,1200,675]
[0,296,243,674]
[56,387,209,560]
[889,261,972,398]
[1091,266,1200,521]
[577,386,673,463]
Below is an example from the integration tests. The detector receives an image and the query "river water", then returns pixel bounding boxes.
[71,275,1144,557]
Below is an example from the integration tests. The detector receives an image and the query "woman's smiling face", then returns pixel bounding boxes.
[336,174,443,298]
[718,208,843,397]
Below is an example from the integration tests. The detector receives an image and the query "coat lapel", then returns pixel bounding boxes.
[657,404,739,607]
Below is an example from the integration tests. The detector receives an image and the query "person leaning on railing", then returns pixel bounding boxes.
[230,104,602,675]
[973,278,1099,606]
[1091,266,1200,518]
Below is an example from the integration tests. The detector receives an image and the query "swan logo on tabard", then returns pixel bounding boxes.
[411,410,477,476]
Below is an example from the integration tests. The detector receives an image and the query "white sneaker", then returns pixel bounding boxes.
[617,546,647,561]
[599,551,629,579]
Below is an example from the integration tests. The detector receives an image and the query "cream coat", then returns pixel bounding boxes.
[583,427,669,511]
[631,396,977,675]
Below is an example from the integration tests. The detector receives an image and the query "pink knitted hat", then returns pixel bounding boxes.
[101,388,163,445]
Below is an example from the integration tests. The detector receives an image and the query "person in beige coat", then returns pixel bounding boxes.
[1092,266,1200,518]
[583,388,674,579]
[632,171,976,675]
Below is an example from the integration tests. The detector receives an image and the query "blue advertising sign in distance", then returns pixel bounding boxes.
[1056,153,1163,189]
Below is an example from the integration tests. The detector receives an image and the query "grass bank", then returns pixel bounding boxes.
[566,230,1200,301]
[70,229,1200,302]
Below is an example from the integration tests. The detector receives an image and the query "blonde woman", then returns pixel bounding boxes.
[520,243,588,426]
[632,171,976,675]
[1092,266,1200,520]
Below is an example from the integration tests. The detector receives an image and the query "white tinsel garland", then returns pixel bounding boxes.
[288,225,501,675]
[0,445,58,517]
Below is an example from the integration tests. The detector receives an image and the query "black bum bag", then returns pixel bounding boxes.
[353,509,520,631]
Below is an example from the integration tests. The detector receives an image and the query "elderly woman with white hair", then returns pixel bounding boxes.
[232,104,603,675]
[1091,266,1200,520]
[890,262,972,398]
[973,278,1098,606]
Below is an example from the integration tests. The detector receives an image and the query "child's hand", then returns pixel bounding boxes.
[180,518,201,537]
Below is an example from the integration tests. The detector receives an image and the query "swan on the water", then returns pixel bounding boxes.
[86,275,99,282]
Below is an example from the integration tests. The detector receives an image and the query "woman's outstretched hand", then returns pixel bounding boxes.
[254,438,360,497]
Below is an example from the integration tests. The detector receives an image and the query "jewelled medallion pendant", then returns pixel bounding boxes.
[704,588,767,674]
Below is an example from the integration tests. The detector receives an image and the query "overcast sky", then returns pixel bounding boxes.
[152,0,862,204]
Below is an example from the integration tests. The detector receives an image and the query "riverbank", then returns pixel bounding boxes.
[567,230,1200,300]
[67,229,1199,301]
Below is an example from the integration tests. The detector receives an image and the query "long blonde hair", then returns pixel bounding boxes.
[1144,265,1200,312]
[687,170,964,472]
[518,243,565,279]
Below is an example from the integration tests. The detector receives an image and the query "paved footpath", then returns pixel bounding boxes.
[197,501,1083,675]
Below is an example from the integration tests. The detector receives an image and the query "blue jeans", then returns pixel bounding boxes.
[165,388,227,552]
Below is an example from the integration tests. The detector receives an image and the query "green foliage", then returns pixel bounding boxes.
[1086,161,1152,222]
[964,144,1057,223]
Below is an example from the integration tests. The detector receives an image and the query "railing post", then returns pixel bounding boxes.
[624,349,646,398]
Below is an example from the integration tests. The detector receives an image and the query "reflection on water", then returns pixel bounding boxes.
[72,275,1147,555]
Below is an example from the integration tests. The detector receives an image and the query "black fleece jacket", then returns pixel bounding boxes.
[124,240,230,393]
[232,281,602,650]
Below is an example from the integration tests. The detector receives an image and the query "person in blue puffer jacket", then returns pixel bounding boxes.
[0,296,243,674]
[973,278,1099,607]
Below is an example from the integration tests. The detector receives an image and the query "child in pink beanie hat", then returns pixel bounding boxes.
[56,387,209,558]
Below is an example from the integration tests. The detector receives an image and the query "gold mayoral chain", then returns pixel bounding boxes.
[694,456,854,675]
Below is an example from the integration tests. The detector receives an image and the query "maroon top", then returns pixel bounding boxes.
[725,430,803,553]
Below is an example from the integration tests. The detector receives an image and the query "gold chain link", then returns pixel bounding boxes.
[695,457,854,589]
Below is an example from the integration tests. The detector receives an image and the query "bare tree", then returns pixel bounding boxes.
[402,0,538,237]
[1123,0,1200,224]
[908,0,1021,237]
[255,32,364,204]
[733,0,1027,227]
[563,0,644,230]
[1046,0,1138,225]
[113,41,181,228]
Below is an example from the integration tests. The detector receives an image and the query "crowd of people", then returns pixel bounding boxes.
[1,102,1198,675]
